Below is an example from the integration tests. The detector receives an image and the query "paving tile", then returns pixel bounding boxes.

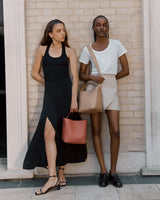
[75,185,120,200]
[0,188,34,200]
[31,186,75,200]
[67,176,97,186]
[117,175,136,184]
[0,180,19,189]
[117,184,160,200]
[156,184,160,190]
[134,175,160,184]
[0,184,160,200]
[20,178,47,188]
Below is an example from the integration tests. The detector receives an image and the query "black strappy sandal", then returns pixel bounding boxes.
[58,167,67,187]
[35,175,60,195]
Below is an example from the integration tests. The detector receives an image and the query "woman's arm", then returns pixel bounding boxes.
[79,63,105,84]
[68,47,79,112]
[116,54,129,80]
[31,46,46,84]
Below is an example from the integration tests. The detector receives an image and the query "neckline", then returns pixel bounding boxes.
[48,45,64,59]
[91,39,110,53]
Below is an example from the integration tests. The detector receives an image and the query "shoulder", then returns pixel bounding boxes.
[65,46,77,58]
[110,39,127,56]
[83,45,89,51]
[80,45,90,55]
[37,45,48,56]
[110,39,122,46]
[109,39,126,49]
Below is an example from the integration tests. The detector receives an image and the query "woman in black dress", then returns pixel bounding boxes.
[23,19,87,195]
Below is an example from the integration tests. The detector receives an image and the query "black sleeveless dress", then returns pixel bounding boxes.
[23,45,87,169]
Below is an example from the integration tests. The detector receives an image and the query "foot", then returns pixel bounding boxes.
[58,167,67,187]
[98,173,109,187]
[109,172,123,187]
[35,175,60,195]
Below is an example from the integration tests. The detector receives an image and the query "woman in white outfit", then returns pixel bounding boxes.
[79,15,129,187]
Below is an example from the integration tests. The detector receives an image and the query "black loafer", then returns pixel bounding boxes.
[98,173,109,187]
[109,173,123,187]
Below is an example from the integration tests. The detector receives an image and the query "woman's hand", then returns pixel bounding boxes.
[79,63,105,84]
[70,101,78,112]
[116,54,129,79]
[91,75,105,84]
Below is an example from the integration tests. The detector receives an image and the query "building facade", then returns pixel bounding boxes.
[0,0,160,179]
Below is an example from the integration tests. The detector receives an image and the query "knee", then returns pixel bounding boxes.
[91,127,101,136]
[110,128,120,138]
[44,129,55,141]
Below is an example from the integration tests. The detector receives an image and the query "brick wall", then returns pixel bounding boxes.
[25,0,144,173]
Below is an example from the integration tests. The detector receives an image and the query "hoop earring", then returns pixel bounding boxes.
[106,32,109,39]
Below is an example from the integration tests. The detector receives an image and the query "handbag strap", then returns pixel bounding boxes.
[80,82,100,91]
[66,112,82,119]
[87,45,101,75]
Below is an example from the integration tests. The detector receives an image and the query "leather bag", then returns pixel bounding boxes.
[78,45,103,113]
[78,82,102,113]
[62,112,87,144]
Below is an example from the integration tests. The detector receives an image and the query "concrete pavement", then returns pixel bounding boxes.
[0,175,160,200]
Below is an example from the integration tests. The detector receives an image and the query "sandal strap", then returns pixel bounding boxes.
[59,167,64,170]
[59,181,66,183]
[49,175,57,177]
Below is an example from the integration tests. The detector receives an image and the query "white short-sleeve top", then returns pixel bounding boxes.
[79,39,127,75]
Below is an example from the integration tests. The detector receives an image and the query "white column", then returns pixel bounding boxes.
[2,0,33,178]
[142,0,160,175]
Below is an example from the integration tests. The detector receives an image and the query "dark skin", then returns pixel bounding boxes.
[79,17,129,174]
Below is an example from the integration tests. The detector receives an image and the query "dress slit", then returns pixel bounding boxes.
[44,117,56,137]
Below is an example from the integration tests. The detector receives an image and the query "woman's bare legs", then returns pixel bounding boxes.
[90,113,107,174]
[105,110,120,174]
[36,118,59,194]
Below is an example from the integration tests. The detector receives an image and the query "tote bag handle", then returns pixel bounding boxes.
[86,45,101,75]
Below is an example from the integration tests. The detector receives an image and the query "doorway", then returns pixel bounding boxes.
[0,0,7,158]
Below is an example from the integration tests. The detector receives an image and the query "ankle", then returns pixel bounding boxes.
[100,168,108,174]
[58,167,65,174]
[49,175,57,179]
[110,170,116,175]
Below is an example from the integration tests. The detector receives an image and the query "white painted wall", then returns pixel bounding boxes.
[3,0,29,170]
[143,0,160,175]
[150,0,160,167]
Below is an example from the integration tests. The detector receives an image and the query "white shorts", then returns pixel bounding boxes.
[86,74,120,111]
